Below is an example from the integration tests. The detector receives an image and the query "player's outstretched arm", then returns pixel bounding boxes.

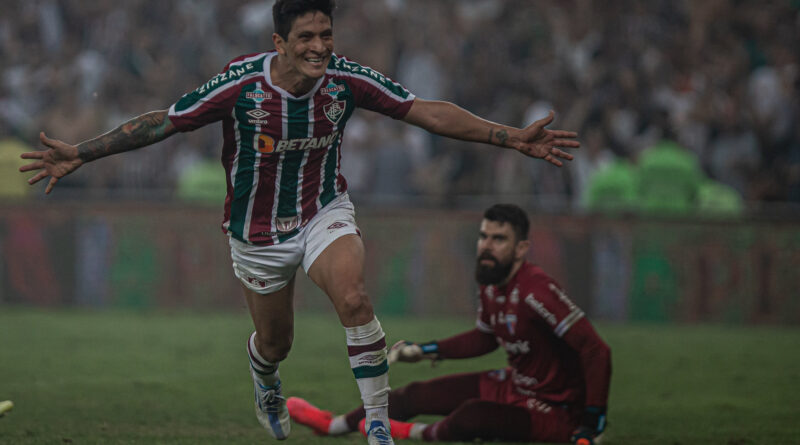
[19,110,177,194]
[401,98,579,167]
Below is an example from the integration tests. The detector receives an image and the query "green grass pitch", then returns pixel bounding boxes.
[1,308,799,444]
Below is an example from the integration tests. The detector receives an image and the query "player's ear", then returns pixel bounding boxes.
[273,33,286,56]
[514,239,530,261]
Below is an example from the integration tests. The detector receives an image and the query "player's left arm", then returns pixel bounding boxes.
[402,98,579,167]
[527,279,611,444]
[562,318,611,444]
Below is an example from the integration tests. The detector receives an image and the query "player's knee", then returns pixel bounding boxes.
[336,288,373,324]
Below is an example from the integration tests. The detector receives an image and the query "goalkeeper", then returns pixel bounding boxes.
[288,204,611,444]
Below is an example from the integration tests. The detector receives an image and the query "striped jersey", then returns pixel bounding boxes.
[168,51,415,245]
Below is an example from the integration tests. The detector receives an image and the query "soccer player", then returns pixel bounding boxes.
[18,1,580,443]
[288,204,611,444]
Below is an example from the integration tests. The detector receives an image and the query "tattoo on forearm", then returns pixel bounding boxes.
[78,111,174,162]
[495,129,508,146]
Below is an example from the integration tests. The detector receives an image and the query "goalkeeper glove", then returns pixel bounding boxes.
[387,340,440,365]
[570,406,606,445]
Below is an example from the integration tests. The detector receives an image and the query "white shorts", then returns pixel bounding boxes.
[229,193,360,295]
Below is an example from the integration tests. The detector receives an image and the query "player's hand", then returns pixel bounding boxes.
[511,111,579,167]
[570,406,606,445]
[387,340,439,365]
[19,132,84,194]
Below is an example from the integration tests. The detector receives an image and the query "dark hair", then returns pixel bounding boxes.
[483,204,530,241]
[273,0,336,39]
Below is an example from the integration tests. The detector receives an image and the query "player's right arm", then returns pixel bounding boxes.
[20,110,177,194]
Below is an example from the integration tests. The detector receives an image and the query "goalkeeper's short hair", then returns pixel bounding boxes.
[484,204,529,242]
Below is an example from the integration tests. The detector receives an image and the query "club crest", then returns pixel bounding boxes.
[324,100,345,124]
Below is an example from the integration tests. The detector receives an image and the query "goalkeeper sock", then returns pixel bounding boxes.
[328,415,351,435]
[345,317,390,428]
[357,418,422,439]
[247,331,279,386]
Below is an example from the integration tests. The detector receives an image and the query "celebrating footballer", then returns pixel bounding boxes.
[19,1,580,444]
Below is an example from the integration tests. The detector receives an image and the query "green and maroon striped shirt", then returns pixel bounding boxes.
[168,51,414,244]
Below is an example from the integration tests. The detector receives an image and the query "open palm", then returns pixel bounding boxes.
[511,111,580,167]
[19,132,84,194]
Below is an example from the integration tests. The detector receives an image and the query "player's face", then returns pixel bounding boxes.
[274,11,333,82]
[475,220,523,285]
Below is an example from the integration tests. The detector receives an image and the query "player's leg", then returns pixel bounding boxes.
[288,372,482,437]
[241,280,296,440]
[231,236,303,440]
[344,371,482,430]
[419,399,532,442]
[306,237,392,444]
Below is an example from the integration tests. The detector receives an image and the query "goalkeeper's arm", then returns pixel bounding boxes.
[388,328,498,364]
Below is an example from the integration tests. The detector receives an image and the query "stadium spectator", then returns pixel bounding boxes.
[17,1,579,444]
[288,204,611,444]
[3,0,799,205]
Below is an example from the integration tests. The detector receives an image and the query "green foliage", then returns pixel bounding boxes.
[1,309,798,444]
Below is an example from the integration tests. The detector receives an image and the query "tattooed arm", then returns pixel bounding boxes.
[402,98,579,166]
[19,110,177,194]
[78,110,177,162]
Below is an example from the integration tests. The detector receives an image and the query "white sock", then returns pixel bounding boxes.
[328,415,351,435]
[345,317,390,426]
[247,331,280,387]
[409,423,428,440]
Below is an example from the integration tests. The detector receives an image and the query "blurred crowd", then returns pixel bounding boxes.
[1,0,799,209]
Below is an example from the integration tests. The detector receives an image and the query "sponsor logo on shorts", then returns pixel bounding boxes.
[245,276,267,289]
[327,221,348,232]
[246,89,272,103]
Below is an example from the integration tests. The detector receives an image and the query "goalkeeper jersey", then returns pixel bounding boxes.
[470,261,611,408]
[168,51,415,245]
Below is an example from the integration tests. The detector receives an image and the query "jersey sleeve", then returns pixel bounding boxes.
[331,56,415,119]
[436,328,499,359]
[522,278,585,338]
[523,276,611,407]
[168,55,265,132]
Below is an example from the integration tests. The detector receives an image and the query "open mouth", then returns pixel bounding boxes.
[304,56,326,66]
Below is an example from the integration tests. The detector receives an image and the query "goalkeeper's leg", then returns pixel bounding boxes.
[341,372,483,433]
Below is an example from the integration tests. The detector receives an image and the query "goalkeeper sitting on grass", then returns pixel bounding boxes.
[288,204,611,444]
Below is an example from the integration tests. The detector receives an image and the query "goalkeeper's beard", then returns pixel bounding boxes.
[474,254,513,285]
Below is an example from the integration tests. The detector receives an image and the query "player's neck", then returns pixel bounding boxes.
[271,55,319,96]
[498,260,525,286]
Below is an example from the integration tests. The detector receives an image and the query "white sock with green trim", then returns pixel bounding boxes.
[345,317,390,428]
[247,331,280,387]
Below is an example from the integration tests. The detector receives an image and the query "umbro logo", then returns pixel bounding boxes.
[246,109,270,125]
[246,109,270,119]
[327,222,348,230]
